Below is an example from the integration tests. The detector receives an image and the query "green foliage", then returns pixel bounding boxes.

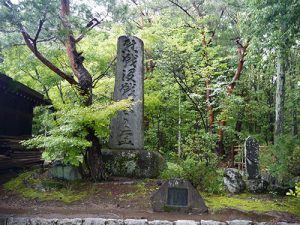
[161,132,223,194]
[260,135,300,185]
[23,99,132,166]
[3,171,89,204]
[286,182,300,198]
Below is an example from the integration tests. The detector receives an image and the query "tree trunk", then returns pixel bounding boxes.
[61,0,105,181]
[85,129,106,181]
[206,79,214,133]
[289,52,298,137]
[274,48,286,142]
[217,40,249,156]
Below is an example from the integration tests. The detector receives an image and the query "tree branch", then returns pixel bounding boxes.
[167,0,196,21]
[93,56,116,87]
[227,39,250,93]
[75,17,105,43]
[3,0,78,85]
[172,71,207,131]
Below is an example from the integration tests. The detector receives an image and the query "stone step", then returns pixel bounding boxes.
[0,217,298,225]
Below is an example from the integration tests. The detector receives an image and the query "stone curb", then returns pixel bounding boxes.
[0,217,299,225]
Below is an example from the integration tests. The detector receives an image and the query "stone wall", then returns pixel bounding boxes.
[0,216,298,225]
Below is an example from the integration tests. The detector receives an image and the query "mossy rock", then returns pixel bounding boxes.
[102,149,166,178]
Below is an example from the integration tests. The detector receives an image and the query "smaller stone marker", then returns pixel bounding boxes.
[244,136,260,179]
[150,179,208,213]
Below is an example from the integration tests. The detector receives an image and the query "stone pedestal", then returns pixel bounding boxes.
[102,149,165,178]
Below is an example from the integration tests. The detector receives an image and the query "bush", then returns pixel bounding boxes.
[286,182,300,198]
[260,135,300,185]
[161,133,224,194]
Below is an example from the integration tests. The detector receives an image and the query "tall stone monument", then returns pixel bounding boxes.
[244,136,260,179]
[109,36,144,150]
[103,36,165,178]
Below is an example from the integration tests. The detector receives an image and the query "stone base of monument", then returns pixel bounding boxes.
[102,149,166,178]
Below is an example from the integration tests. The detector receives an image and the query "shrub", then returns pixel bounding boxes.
[161,133,224,194]
[260,135,300,185]
[286,182,300,198]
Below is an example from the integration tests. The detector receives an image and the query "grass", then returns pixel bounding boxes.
[3,171,300,216]
[203,192,300,216]
[3,171,89,204]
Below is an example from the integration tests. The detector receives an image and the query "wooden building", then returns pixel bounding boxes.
[0,73,46,170]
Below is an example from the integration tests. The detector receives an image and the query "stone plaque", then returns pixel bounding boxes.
[167,188,188,206]
[150,179,208,213]
[244,136,260,179]
[109,36,144,150]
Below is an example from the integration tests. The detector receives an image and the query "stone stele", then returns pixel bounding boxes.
[150,179,208,213]
[109,35,144,150]
[244,136,260,179]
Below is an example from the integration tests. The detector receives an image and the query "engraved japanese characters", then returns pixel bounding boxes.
[109,36,144,150]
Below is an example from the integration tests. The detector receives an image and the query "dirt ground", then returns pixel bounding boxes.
[0,171,299,223]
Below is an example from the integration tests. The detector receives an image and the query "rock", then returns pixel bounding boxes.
[82,218,106,225]
[6,217,30,225]
[106,219,124,225]
[30,218,58,225]
[246,179,269,193]
[0,217,7,225]
[224,168,246,194]
[269,184,292,195]
[174,220,199,225]
[124,219,147,225]
[226,220,253,225]
[48,163,82,181]
[150,178,208,213]
[56,218,83,225]
[102,149,165,178]
[149,220,173,225]
[276,223,300,225]
[201,221,226,225]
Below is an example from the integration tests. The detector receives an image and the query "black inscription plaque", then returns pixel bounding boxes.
[167,187,188,206]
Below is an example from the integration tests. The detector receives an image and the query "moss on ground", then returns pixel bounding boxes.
[203,193,300,216]
[3,171,89,204]
[3,173,300,216]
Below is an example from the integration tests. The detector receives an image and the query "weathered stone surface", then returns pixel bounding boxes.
[30,218,58,225]
[174,220,199,225]
[276,223,300,225]
[48,162,82,181]
[201,220,226,225]
[56,218,83,225]
[124,219,147,225]
[106,219,124,225]
[0,217,7,225]
[148,220,173,225]
[7,217,30,225]
[150,179,208,213]
[82,218,106,225]
[109,36,144,150]
[269,184,292,195]
[102,149,165,178]
[226,220,253,225]
[224,168,246,194]
[246,179,268,193]
[244,137,260,179]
